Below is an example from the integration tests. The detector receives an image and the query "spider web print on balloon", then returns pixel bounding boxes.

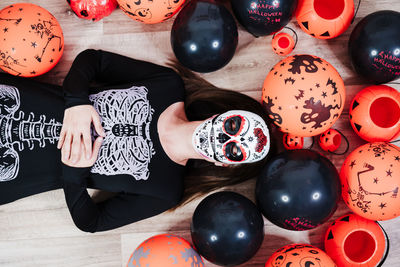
[89,86,155,180]
[0,84,62,182]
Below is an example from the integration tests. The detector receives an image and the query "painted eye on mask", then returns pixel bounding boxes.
[224,141,245,162]
[223,116,243,136]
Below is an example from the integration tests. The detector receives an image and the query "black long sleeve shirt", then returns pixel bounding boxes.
[0,49,186,232]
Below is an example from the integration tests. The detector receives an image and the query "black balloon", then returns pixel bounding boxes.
[171,0,238,73]
[191,191,264,266]
[256,150,340,231]
[349,10,400,84]
[231,0,298,37]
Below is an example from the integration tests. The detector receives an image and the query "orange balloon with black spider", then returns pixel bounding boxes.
[0,3,64,77]
[262,54,346,137]
[340,142,400,221]
[265,243,336,267]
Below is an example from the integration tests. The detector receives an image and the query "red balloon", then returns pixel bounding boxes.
[68,0,118,21]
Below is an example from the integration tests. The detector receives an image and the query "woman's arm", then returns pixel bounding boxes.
[63,49,176,109]
[59,49,177,161]
[62,166,178,233]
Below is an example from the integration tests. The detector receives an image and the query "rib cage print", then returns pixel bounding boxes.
[0,84,61,182]
[89,86,155,180]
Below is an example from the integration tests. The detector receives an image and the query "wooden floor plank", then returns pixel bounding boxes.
[0,0,399,266]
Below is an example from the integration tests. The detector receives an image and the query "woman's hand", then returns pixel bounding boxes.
[57,105,106,163]
[61,136,104,168]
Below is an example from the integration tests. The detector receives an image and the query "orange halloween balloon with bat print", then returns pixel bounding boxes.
[262,54,345,137]
[340,142,400,221]
[0,3,64,77]
[127,234,204,267]
[117,0,185,24]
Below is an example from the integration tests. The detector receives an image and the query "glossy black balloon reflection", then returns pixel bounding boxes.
[191,191,264,266]
[231,0,297,37]
[256,150,340,231]
[171,0,238,73]
[349,10,400,84]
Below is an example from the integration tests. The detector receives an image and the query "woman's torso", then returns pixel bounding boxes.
[0,71,185,203]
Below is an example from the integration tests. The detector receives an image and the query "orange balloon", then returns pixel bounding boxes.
[0,3,64,77]
[271,32,295,56]
[283,133,304,150]
[349,85,400,142]
[262,54,346,137]
[265,243,336,267]
[319,128,341,152]
[340,142,400,221]
[324,213,388,267]
[126,234,204,267]
[296,0,354,39]
[117,0,185,24]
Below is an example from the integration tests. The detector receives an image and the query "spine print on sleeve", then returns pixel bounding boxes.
[0,84,61,182]
[89,86,155,180]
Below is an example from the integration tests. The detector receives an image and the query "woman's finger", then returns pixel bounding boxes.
[70,133,82,164]
[62,132,72,161]
[57,126,66,149]
[92,111,106,137]
[82,128,92,159]
[90,137,104,163]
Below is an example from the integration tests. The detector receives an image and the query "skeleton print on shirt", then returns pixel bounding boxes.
[0,84,61,182]
[89,86,155,180]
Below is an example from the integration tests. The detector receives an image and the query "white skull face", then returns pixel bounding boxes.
[192,110,270,164]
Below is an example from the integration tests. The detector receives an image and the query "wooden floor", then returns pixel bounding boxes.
[1,0,400,266]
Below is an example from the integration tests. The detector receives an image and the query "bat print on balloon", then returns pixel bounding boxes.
[262,54,345,137]
[0,3,64,77]
[0,85,62,182]
[340,142,400,221]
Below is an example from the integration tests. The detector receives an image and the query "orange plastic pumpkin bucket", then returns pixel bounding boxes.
[296,0,354,39]
[349,85,400,142]
[324,214,389,267]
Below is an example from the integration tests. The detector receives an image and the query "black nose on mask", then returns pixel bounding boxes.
[217,133,230,143]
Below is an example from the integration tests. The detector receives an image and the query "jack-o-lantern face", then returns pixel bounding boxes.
[283,133,303,150]
[262,54,345,137]
[117,0,185,24]
[0,3,64,77]
[319,129,341,152]
[265,244,336,267]
[127,234,205,267]
[324,214,388,267]
[349,85,400,142]
[340,142,400,221]
[296,0,354,39]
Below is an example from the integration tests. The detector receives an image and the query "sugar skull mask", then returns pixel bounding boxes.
[192,110,270,164]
